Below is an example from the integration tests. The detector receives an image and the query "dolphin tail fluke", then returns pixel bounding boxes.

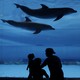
[1,19,6,23]
[14,3,20,8]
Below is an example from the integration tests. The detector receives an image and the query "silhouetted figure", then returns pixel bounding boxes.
[27,53,35,80]
[41,48,64,80]
[32,58,49,80]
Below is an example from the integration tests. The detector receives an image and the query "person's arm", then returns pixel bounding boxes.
[26,64,29,70]
[42,69,49,78]
[41,59,47,68]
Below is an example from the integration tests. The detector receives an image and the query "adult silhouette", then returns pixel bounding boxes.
[41,48,64,80]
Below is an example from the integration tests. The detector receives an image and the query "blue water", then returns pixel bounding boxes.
[0,0,80,61]
[0,0,80,78]
[0,64,80,78]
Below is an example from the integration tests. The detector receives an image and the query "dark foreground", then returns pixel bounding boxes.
[0,77,80,80]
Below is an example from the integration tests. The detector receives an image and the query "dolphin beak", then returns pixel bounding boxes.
[74,10,77,13]
[52,27,55,30]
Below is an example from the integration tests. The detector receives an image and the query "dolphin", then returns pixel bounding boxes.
[1,17,55,34]
[14,3,77,21]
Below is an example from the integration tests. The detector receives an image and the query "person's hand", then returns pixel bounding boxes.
[26,67,28,70]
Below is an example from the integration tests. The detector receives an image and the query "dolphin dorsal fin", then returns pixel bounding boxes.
[25,17,31,22]
[40,4,48,9]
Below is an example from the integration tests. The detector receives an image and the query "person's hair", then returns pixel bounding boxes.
[34,58,41,65]
[46,48,55,54]
[28,53,34,59]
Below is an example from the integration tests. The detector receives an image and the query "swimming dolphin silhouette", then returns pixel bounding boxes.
[14,3,77,21]
[1,17,55,34]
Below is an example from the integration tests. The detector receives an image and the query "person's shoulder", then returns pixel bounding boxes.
[53,55,60,59]
[44,58,48,62]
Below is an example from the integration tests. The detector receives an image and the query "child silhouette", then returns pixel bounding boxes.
[27,53,35,80]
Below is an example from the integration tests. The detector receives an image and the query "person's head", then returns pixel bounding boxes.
[34,58,41,65]
[27,53,35,60]
[45,48,55,57]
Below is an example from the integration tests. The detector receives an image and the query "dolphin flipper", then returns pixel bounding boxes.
[40,4,48,9]
[33,29,41,34]
[54,15,64,21]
